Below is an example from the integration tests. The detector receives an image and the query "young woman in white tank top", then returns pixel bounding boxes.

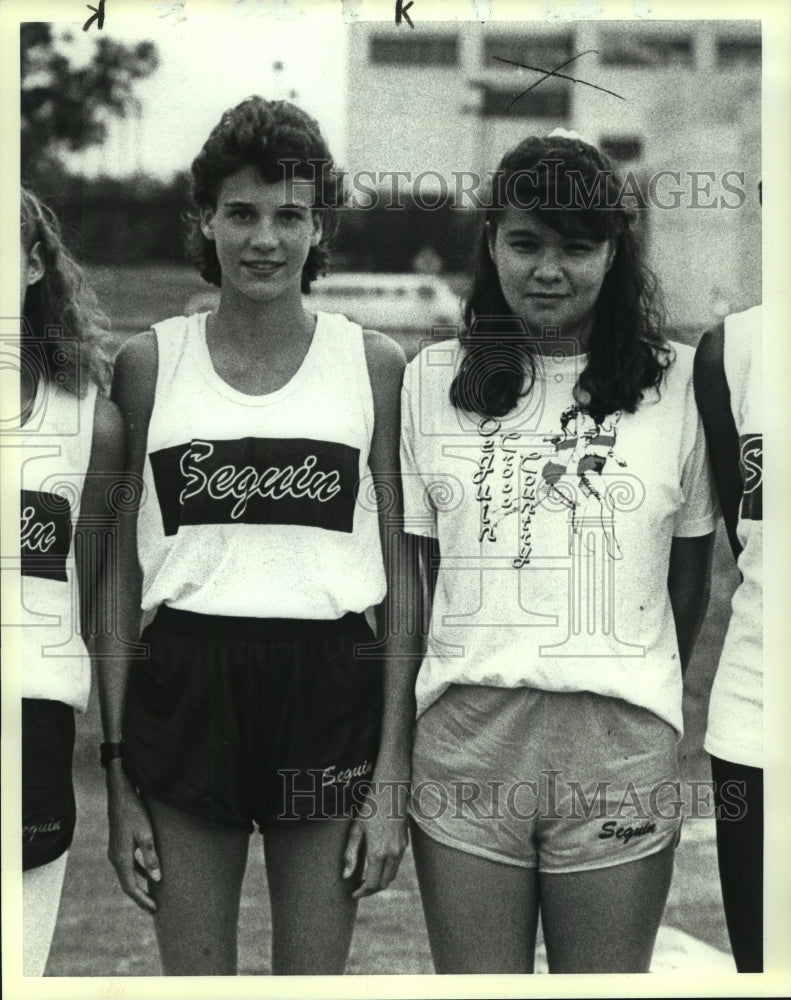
[694,302,763,971]
[18,188,127,975]
[101,97,415,975]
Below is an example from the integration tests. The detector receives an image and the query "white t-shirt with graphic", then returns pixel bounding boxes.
[401,340,717,734]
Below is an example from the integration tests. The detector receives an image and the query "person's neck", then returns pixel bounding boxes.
[528,320,591,358]
[209,286,312,359]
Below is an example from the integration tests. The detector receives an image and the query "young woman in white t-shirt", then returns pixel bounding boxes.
[102,97,410,975]
[400,132,717,973]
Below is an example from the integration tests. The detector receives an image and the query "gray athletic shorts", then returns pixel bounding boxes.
[410,685,682,873]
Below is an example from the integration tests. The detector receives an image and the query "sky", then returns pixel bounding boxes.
[59,9,347,179]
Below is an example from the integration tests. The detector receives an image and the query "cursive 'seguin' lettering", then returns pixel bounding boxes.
[179,439,342,519]
[21,505,57,553]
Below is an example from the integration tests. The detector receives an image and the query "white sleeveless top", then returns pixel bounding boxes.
[138,311,386,619]
[705,305,762,767]
[19,380,98,712]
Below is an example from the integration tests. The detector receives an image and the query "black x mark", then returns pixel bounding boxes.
[494,50,625,109]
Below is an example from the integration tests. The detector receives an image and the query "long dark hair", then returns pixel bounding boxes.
[21,188,111,397]
[451,135,671,423]
[186,96,342,293]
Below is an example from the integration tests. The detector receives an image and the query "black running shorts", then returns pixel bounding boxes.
[122,607,383,832]
[22,698,77,871]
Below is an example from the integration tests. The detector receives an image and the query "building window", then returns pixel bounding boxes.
[479,84,570,118]
[600,31,694,68]
[717,38,761,68]
[483,33,573,69]
[600,136,644,162]
[369,34,459,66]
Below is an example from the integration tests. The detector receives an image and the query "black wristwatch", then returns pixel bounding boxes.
[99,741,125,768]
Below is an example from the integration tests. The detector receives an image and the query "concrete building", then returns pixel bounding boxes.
[346,20,761,329]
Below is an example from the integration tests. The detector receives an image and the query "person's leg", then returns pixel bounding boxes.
[539,842,675,973]
[22,852,69,976]
[263,818,358,975]
[711,754,763,972]
[145,798,250,975]
[411,821,540,974]
[263,817,358,974]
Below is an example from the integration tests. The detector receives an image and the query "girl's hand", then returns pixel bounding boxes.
[105,763,161,913]
[342,771,410,899]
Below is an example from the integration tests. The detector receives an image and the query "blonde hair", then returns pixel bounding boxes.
[21,188,111,396]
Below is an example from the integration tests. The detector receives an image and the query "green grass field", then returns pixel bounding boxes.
[44,266,738,975]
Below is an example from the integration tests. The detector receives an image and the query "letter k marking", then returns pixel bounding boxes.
[395,0,415,29]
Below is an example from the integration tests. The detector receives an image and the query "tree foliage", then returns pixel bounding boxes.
[21,23,159,179]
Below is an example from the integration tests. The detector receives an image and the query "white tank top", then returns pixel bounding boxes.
[18,380,98,712]
[705,305,762,767]
[138,311,387,619]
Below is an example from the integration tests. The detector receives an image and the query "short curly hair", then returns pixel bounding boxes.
[186,96,342,293]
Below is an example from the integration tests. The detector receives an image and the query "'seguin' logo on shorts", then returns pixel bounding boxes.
[598,820,657,846]
[322,760,373,786]
[23,818,63,842]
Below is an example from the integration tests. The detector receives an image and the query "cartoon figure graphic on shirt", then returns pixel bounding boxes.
[540,405,626,560]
